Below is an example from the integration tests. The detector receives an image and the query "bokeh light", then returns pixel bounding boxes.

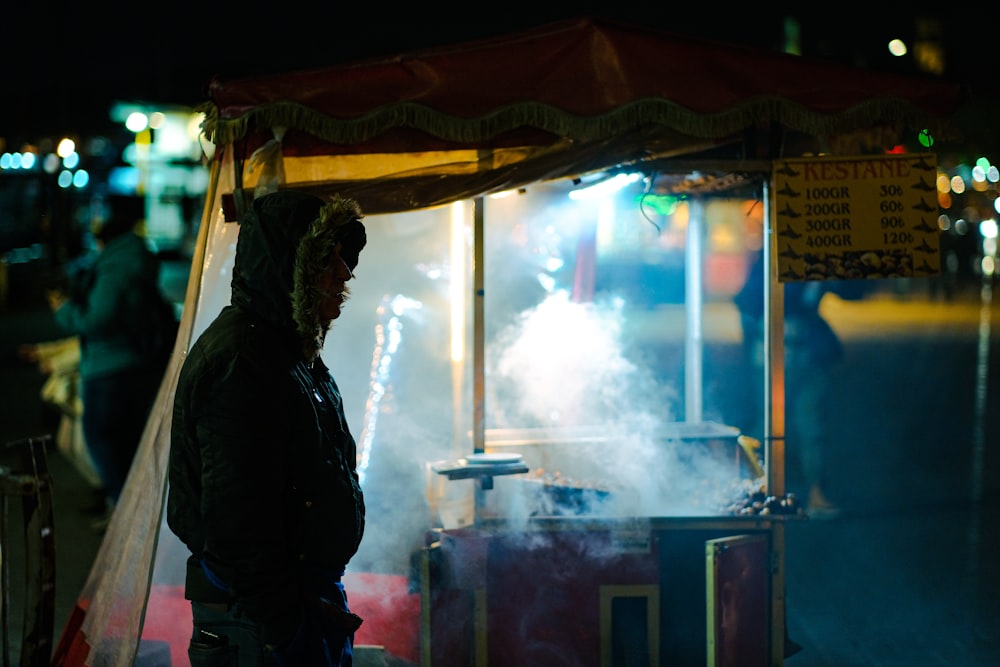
[56,138,75,158]
[126,112,149,133]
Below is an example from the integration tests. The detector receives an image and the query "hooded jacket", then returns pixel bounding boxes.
[167,190,367,646]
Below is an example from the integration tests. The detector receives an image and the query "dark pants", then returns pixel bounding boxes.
[81,366,159,502]
[189,583,355,667]
[189,601,274,667]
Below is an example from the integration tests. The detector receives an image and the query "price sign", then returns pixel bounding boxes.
[772,153,940,282]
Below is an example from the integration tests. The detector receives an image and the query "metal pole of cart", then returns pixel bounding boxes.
[763,178,786,497]
[762,177,790,665]
[472,196,491,522]
[473,196,486,458]
[685,197,705,423]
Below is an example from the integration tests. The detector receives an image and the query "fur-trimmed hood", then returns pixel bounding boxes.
[231,190,365,360]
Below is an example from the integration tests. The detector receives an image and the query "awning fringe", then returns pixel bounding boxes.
[198,96,949,149]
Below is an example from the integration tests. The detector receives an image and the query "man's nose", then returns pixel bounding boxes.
[337,257,355,280]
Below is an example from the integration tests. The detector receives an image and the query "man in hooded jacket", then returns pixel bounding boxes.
[168,190,367,666]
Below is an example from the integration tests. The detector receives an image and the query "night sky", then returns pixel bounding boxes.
[3,5,997,144]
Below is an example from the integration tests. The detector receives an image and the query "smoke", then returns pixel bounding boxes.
[334,204,754,582]
[486,291,749,518]
[491,292,660,426]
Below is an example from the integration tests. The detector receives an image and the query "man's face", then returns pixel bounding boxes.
[318,242,355,323]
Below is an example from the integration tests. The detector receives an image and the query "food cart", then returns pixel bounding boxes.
[52,18,962,667]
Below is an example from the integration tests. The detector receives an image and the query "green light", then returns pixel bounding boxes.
[918,129,934,148]
[635,194,679,216]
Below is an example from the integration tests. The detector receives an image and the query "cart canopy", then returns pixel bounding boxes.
[201,17,965,212]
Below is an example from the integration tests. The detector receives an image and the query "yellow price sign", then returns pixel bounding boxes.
[772,153,940,282]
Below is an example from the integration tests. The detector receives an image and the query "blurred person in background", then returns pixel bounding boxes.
[167,191,367,666]
[734,248,864,519]
[47,196,171,530]
[18,335,106,505]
